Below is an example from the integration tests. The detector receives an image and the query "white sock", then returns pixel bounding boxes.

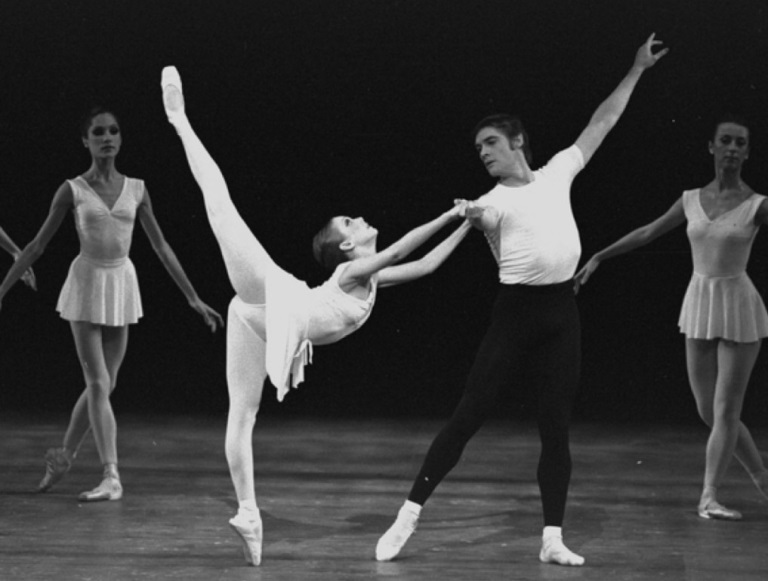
[540,526,584,567]
[402,500,422,517]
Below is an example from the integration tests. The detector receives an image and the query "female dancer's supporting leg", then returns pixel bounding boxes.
[224,300,267,565]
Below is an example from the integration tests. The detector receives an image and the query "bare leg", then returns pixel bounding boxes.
[162,66,272,305]
[224,298,267,565]
[69,322,125,501]
[686,338,762,518]
[61,325,128,455]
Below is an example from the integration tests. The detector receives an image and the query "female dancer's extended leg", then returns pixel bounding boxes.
[162,66,272,305]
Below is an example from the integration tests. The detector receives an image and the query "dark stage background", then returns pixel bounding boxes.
[1,0,767,426]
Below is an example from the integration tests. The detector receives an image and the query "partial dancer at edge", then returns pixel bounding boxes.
[0,226,35,289]
[576,114,768,520]
[161,66,471,566]
[376,34,667,567]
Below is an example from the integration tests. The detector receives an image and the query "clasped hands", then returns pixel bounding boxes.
[453,198,485,220]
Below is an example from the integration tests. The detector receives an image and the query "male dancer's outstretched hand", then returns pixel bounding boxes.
[634,33,668,71]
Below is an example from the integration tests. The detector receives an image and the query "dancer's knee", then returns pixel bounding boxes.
[85,376,111,399]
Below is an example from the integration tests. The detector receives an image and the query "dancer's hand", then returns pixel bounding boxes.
[448,199,470,219]
[21,267,36,290]
[190,298,225,332]
[464,202,486,221]
[573,256,601,294]
[634,33,668,70]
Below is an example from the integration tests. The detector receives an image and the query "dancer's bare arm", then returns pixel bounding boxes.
[378,220,472,287]
[138,187,224,331]
[574,33,668,165]
[574,197,684,292]
[340,204,465,287]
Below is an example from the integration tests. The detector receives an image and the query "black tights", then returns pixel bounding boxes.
[408,281,580,526]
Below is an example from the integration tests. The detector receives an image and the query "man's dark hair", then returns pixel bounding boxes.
[472,114,532,165]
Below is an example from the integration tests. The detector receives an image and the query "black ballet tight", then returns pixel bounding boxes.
[408,280,581,526]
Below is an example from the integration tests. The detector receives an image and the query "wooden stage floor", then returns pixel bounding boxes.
[1,413,766,580]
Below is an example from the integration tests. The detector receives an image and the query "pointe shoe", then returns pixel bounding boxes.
[78,476,123,502]
[38,448,72,492]
[229,512,263,566]
[698,500,742,521]
[375,507,419,562]
[161,66,185,121]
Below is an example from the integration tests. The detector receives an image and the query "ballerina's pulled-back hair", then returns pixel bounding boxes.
[80,106,121,138]
[312,219,349,271]
[711,112,750,141]
[472,114,533,165]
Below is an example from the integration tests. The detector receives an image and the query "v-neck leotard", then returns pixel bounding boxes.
[56,176,145,326]
[678,188,768,341]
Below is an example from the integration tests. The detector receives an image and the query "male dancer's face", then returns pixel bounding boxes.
[474,127,521,180]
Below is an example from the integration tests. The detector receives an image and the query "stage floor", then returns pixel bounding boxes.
[1,413,766,580]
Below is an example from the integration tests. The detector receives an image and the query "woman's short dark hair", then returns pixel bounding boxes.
[472,114,532,165]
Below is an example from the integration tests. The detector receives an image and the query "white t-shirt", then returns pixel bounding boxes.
[476,145,585,285]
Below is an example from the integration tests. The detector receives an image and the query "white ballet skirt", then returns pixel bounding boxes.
[679,272,768,342]
[231,261,377,401]
[57,255,142,326]
[677,188,768,342]
[56,176,144,326]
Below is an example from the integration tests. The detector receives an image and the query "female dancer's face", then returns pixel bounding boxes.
[334,216,378,251]
[83,113,122,159]
[709,123,749,173]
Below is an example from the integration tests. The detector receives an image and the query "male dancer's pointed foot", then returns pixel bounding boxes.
[229,512,263,566]
[539,536,585,566]
[78,476,123,502]
[37,447,72,492]
[698,500,742,520]
[161,66,186,125]
[375,507,419,561]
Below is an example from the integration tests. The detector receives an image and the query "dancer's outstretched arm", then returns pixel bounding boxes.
[137,187,224,331]
[378,220,472,288]
[574,197,684,291]
[340,204,466,288]
[574,33,668,165]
